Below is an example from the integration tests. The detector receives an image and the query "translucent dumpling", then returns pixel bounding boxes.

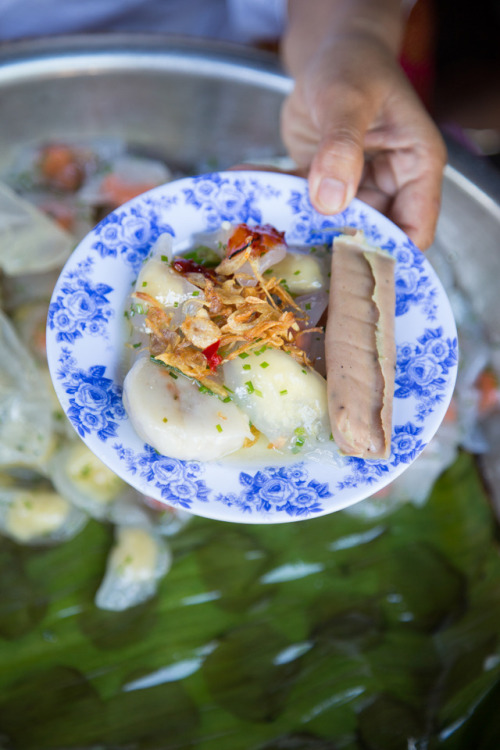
[49,440,132,521]
[0,181,73,275]
[123,356,253,461]
[222,348,331,452]
[0,310,56,468]
[95,525,171,611]
[0,485,87,545]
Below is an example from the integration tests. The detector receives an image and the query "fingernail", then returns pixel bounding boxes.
[316,178,346,213]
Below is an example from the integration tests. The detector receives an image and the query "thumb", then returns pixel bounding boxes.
[308,106,370,216]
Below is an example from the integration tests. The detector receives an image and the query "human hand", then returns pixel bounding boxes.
[281,32,447,250]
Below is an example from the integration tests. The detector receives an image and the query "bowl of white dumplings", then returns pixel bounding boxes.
[46,170,458,526]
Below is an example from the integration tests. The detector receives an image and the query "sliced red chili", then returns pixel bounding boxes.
[202,340,223,371]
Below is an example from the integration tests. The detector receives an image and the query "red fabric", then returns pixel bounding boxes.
[399,0,436,108]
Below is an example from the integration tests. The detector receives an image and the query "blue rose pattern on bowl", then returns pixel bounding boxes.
[46,172,458,523]
[47,258,114,344]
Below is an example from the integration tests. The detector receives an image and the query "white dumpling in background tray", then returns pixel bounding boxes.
[0,310,55,468]
[0,181,73,275]
[95,525,171,611]
[78,154,171,208]
[222,348,331,451]
[9,298,73,434]
[123,356,253,461]
[0,487,87,545]
[49,440,131,521]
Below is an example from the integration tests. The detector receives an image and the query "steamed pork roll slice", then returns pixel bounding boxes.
[325,231,396,459]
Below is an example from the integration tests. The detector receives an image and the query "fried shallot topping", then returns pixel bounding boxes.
[134,224,313,394]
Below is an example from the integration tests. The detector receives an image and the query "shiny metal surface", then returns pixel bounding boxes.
[436,139,500,347]
[0,35,290,174]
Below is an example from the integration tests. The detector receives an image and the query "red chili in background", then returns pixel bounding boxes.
[202,340,223,371]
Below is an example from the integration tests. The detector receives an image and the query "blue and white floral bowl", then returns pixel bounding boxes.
[46,171,458,524]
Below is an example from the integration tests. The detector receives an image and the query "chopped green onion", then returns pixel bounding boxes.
[279,389,288,395]
[168,371,178,380]
[238,352,250,359]
[142,281,148,287]
[192,291,200,297]
[293,270,301,276]
[161,255,169,262]
[215,424,223,433]
[243,364,251,371]
[294,426,306,449]
[253,344,268,356]
[305,302,311,311]
[259,361,269,369]
[245,380,262,397]
[163,417,168,423]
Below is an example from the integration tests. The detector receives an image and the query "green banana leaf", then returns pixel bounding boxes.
[1,451,499,750]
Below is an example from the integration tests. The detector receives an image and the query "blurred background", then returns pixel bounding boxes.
[0,1,500,749]
[403,0,500,168]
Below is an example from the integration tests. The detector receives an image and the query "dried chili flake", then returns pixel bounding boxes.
[202,340,223,372]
